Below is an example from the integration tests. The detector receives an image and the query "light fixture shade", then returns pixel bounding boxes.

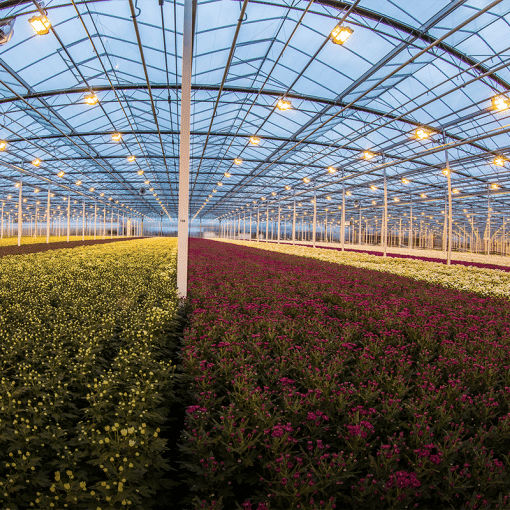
[84,93,99,106]
[271,191,276,195]
[420,193,427,198]
[127,155,136,162]
[217,182,223,186]
[452,189,460,194]
[29,15,51,35]
[346,191,351,196]
[137,170,144,175]
[370,185,377,191]
[234,158,242,165]
[303,177,310,183]
[250,136,261,145]
[327,166,337,174]
[363,151,374,160]
[285,185,291,190]
[224,172,231,178]
[490,183,500,189]
[100,192,105,197]
[394,197,400,202]
[111,132,122,141]
[402,178,410,184]
[0,141,7,151]
[493,156,505,167]
[330,24,353,45]
[76,180,82,185]
[57,170,65,177]
[89,187,95,192]
[276,98,291,111]
[32,158,41,167]
[442,168,450,176]
[326,196,331,200]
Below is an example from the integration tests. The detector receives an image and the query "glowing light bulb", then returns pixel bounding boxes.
[402,178,410,184]
[494,157,505,167]
[137,170,144,176]
[326,196,332,200]
[276,98,291,111]
[224,172,231,178]
[32,159,41,167]
[492,95,510,111]
[84,93,99,106]
[346,191,352,196]
[452,188,460,194]
[363,151,374,160]
[303,177,310,183]
[442,168,450,176]
[394,197,400,202]
[327,166,337,174]
[75,180,82,185]
[250,136,261,145]
[490,183,500,190]
[89,187,95,192]
[127,155,136,162]
[330,24,353,45]
[370,185,377,191]
[234,158,242,165]
[29,15,51,35]
[420,193,427,198]
[415,128,430,139]
[0,141,7,151]
[111,133,122,142]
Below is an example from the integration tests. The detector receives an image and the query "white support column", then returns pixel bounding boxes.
[249,211,252,240]
[266,204,269,242]
[82,201,85,241]
[67,194,71,242]
[256,207,260,242]
[341,172,346,251]
[117,211,120,238]
[445,141,452,265]
[110,210,113,239]
[312,192,317,248]
[94,201,97,240]
[34,208,38,238]
[277,205,281,244]
[409,198,413,249]
[1,201,3,240]
[103,208,106,239]
[46,189,50,243]
[383,159,387,257]
[176,0,193,298]
[292,194,296,245]
[486,185,491,255]
[17,177,22,247]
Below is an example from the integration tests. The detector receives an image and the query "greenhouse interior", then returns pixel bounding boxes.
[0,0,509,509]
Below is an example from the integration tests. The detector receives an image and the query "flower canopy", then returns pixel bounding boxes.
[0,0,509,231]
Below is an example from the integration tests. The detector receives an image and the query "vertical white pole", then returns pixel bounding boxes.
[277,205,281,244]
[409,199,413,249]
[110,210,113,238]
[341,172,345,251]
[34,208,37,238]
[486,185,491,256]
[82,201,85,241]
[265,205,269,242]
[312,192,317,248]
[249,211,252,240]
[445,141,452,265]
[103,208,106,239]
[0,201,3,240]
[256,207,260,242]
[46,189,50,243]
[176,0,193,298]
[67,195,71,242]
[94,202,97,240]
[383,161,387,257]
[17,177,22,247]
[292,194,296,245]
[117,211,120,238]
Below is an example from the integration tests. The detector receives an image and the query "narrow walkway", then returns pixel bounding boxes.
[0,237,147,258]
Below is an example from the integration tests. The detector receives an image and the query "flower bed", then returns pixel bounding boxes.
[181,239,510,510]
[0,238,179,510]
[221,240,510,300]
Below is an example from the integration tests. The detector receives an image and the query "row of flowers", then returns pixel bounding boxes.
[283,241,510,270]
[221,240,510,299]
[0,236,134,247]
[0,238,179,509]
[180,239,510,510]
